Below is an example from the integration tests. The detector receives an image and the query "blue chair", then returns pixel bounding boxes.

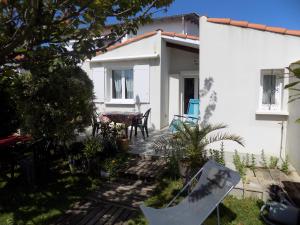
[169,99,200,132]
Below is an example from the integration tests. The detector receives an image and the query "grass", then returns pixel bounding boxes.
[0,160,101,225]
[128,178,265,225]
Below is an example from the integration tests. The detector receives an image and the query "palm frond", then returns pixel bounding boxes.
[201,132,244,148]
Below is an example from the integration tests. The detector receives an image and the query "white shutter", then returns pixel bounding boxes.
[92,67,105,102]
[105,69,111,102]
[134,64,150,103]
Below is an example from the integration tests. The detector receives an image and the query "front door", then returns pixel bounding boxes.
[183,77,199,114]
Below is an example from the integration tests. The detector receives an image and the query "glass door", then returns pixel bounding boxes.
[184,78,195,113]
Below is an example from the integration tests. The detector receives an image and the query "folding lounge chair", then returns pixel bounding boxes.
[169,99,200,133]
[140,160,240,225]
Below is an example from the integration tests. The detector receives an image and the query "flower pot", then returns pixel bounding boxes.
[117,138,129,152]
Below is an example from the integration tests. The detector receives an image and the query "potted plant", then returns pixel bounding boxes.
[154,121,244,179]
[83,136,103,175]
[116,124,129,152]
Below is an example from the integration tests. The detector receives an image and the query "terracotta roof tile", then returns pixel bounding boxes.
[230,20,248,27]
[161,31,199,40]
[248,23,267,31]
[96,31,199,55]
[207,17,300,37]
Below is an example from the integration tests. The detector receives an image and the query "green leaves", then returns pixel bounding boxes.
[0,0,174,70]
[15,66,94,142]
[155,120,244,170]
[284,81,300,89]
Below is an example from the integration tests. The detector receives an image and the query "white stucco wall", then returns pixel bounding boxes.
[286,81,300,172]
[160,40,170,128]
[168,47,199,74]
[199,17,300,159]
[127,19,199,39]
[86,34,163,130]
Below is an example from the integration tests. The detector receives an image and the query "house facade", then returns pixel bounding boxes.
[82,13,300,172]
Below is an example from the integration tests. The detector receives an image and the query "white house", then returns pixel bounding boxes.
[199,17,300,172]
[82,13,300,172]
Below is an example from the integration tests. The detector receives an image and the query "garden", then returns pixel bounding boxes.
[1,1,300,225]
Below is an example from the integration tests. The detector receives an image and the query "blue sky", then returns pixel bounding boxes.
[156,0,300,30]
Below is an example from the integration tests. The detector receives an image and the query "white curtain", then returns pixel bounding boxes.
[112,70,122,99]
[262,75,276,104]
[125,69,133,99]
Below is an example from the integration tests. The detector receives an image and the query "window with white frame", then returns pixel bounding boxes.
[259,69,284,111]
[111,69,133,99]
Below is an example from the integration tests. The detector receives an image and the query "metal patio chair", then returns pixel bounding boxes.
[140,160,240,225]
[169,99,200,133]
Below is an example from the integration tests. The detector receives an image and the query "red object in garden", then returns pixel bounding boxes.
[0,134,32,148]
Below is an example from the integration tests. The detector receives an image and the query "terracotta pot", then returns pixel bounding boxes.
[117,138,129,152]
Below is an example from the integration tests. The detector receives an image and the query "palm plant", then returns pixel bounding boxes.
[154,121,244,172]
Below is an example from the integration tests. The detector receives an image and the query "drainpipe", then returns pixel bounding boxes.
[182,16,186,34]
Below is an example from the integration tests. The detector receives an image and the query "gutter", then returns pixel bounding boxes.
[90,53,159,62]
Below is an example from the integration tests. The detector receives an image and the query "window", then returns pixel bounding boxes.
[259,69,284,111]
[112,69,133,99]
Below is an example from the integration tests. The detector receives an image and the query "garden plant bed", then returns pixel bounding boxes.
[231,167,300,201]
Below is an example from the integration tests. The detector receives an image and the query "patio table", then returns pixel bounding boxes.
[99,111,143,137]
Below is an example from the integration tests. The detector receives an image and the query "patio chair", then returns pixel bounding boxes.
[169,99,200,133]
[130,108,151,140]
[140,160,240,225]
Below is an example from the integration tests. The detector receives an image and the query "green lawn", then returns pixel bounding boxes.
[128,178,265,225]
[0,161,101,225]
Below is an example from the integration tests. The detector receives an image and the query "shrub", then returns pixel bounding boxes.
[0,73,20,137]
[250,154,256,172]
[233,150,246,183]
[260,149,268,168]
[83,136,103,159]
[102,154,128,179]
[269,156,279,169]
[281,156,289,174]
[15,66,94,145]
[245,153,250,167]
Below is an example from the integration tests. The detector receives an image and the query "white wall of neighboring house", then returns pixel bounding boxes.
[199,17,300,162]
[126,17,199,39]
[286,81,300,172]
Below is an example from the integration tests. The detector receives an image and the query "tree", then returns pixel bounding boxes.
[15,66,94,144]
[0,0,173,71]
[0,73,19,137]
[0,0,173,136]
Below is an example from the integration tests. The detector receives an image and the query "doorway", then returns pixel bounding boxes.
[182,75,199,114]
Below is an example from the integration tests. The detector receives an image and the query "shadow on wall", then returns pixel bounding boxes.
[199,77,217,125]
[135,95,141,112]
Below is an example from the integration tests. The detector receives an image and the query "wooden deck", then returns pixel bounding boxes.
[51,156,166,225]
